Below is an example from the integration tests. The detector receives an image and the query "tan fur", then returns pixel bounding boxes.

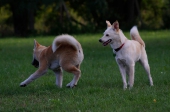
[20,35,84,88]
[113,20,119,32]
[132,35,145,47]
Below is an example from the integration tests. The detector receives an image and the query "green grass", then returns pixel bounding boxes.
[0,30,170,112]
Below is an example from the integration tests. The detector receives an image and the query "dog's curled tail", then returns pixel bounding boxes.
[130,26,145,47]
[52,34,79,53]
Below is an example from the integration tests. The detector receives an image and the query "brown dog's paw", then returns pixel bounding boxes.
[66,84,77,88]
[20,84,27,87]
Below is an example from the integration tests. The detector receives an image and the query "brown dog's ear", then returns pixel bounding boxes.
[34,39,40,48]
[106,20,112,27]
[112,20,119,31]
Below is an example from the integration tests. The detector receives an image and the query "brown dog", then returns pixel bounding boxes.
[20,34,84,88]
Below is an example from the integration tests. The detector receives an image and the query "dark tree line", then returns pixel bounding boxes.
[1,0,57,36]
[0,0,170,37]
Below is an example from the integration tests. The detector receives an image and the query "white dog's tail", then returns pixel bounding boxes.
[130,26,145,47]
[52,34,79,53]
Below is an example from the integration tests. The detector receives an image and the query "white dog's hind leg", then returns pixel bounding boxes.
[139,59,153,86]
[53,68,63,88]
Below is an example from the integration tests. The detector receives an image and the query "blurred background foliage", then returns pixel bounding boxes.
[0,0,170,37]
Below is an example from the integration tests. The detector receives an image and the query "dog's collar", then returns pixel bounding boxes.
[114,43,125,52]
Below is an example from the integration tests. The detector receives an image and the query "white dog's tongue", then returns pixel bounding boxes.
[103,42,108,46]
[103,39,112,46]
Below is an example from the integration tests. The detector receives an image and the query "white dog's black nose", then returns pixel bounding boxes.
[99,39,102,42]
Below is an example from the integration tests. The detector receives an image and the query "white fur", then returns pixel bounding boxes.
[130,26,145,47]
[52,34,79,53]
[130,26,139,36]
[99,24,153,90]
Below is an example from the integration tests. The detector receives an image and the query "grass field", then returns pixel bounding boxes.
[0,30,170,112]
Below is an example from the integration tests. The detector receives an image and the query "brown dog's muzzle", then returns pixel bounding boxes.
[32,58,39,68]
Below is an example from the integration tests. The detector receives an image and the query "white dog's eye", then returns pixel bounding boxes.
[106,34,109,36]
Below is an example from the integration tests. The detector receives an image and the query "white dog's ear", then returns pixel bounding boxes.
[34,39,40,48]
[106,20,112,27]
[112,20,119,32]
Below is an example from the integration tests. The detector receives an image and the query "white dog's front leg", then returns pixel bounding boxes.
[20,69,47,87]
[53,68,63,88]
[127,65,135,89]
[120,67,127,90]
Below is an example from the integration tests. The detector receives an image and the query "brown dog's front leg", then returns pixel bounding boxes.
[53,68,63,88]
[20,68,48,87]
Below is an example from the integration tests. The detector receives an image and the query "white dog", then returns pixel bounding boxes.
[99,20,153,89]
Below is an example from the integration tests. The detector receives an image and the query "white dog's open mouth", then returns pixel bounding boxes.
[103,39,112,46]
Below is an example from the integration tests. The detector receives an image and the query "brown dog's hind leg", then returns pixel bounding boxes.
[62,64,81,88]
